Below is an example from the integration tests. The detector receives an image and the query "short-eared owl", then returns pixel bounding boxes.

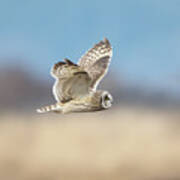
[37,38,113,114]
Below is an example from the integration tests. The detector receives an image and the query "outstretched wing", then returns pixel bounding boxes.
[51,59,91,103]
[78,38,112,90]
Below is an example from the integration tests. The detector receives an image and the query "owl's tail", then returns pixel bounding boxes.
[36,103,62,113]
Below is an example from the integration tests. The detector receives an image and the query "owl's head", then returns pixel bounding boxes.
[99,91,113,109]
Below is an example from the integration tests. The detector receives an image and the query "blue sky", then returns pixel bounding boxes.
[0,0,180,92]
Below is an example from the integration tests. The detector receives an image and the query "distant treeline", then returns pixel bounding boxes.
[0,66,179,111]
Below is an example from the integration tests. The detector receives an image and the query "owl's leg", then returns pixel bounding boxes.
[36,103,62,113]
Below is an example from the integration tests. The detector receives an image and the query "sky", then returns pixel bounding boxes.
[0,0,180,93]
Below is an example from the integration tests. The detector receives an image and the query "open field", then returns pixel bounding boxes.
[0,106,180,180]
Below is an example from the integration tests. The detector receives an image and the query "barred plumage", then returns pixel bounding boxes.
[36,104,61,113]
[36,38,113,114]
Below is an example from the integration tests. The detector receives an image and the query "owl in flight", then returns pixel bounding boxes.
[37,38,113,114]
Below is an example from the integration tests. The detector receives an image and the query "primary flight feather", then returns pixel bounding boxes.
[37,38,113,114]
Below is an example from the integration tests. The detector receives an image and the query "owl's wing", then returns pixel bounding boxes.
[51,59,91,103]
[78,38,112,90]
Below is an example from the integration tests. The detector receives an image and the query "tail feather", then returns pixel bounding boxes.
[36,104,61,113]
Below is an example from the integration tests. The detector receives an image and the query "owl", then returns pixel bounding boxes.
[37,38,113,114]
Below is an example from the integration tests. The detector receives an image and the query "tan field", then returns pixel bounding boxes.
[0,106,180,180]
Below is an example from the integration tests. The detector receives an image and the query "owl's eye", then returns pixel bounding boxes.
[104,95,110,101]
[101,92,113,109]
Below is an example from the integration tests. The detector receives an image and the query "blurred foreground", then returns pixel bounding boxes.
[1,106,180,180]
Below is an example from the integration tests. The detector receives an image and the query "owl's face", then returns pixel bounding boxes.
[100,91,113,109]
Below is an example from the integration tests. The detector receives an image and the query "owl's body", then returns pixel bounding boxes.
[37,38,113,114]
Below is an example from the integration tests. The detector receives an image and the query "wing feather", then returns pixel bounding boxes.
[78,38,112,90]
[51,59,91,103]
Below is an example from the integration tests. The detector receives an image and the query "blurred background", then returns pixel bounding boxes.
[0,0,180,179]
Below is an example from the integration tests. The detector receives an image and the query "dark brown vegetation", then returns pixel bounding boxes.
[0,65,180,180]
